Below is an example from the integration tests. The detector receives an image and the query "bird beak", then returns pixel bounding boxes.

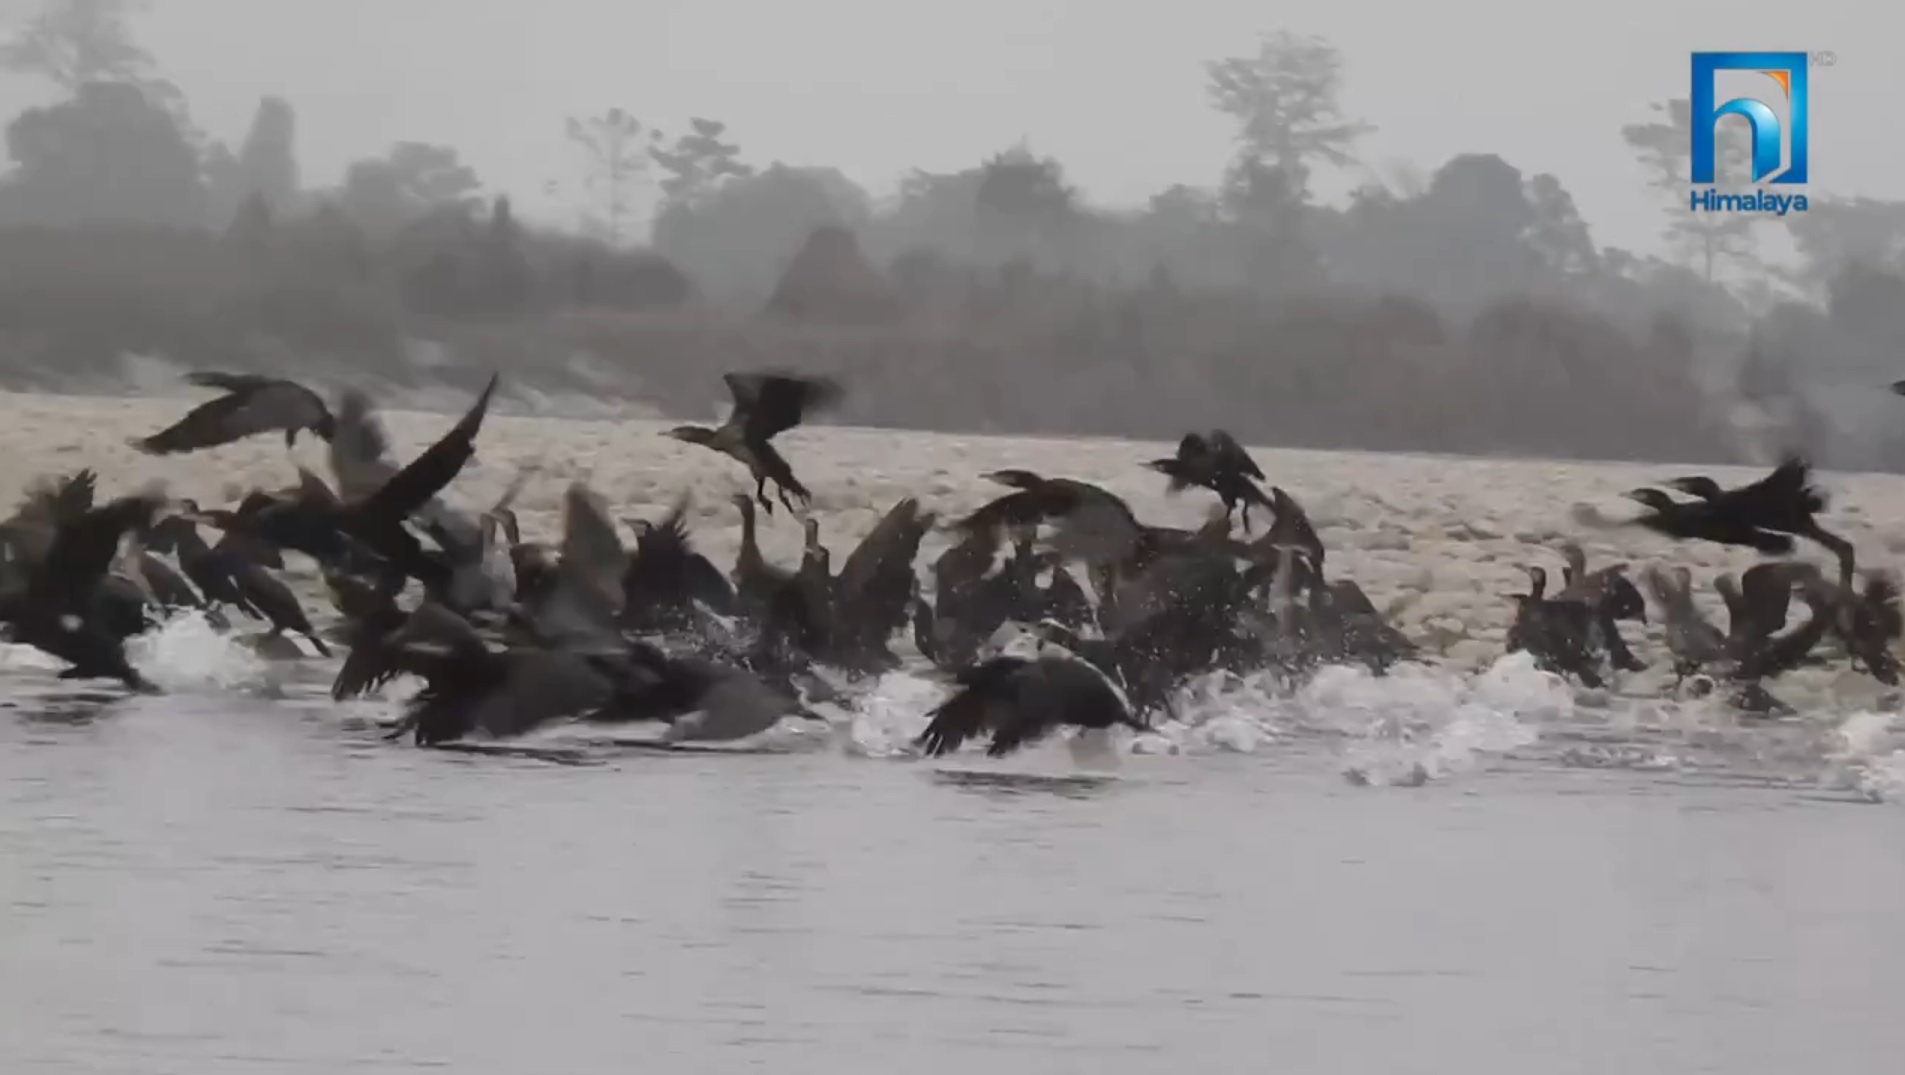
[1141,460,1169,473]
[1621,490,1648,504]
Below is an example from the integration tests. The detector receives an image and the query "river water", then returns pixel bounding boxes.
[3,625,1905,1074]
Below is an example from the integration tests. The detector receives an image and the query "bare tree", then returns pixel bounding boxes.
[650,117,751,208]
[0,0,178,108]
[1205,30,1373,201]
[1622,98,1760,284]
[566,107,654,244]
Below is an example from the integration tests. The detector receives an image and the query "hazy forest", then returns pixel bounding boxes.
[2,2,1904,467]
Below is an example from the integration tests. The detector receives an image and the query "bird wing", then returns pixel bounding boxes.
[133,390,288,454]
[661,663,794,744]
[835,497,923,605]
[358,373,498,523]
[472,649,614,740]
[328,388,398,500]
[1208,429,1265,480]
[184,371,287,394]
[557,482,628,615]
[1596,569,1646,621]
[916,657,1029,756]
[725,371,841,443]
[35,491,167,609]
[1254,487,1326,574]
[962,479,1144,567]
[1047,492,1146,567]
[1748,455,1826,517]
[3,470,97,564]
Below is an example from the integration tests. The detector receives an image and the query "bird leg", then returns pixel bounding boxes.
[754,476,774,517]
[1801,523,1857,587]
[777,483,799,515]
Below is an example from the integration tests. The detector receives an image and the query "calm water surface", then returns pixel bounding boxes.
[3,692,1904,1074]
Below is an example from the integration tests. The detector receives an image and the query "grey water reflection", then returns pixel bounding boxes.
[3,697,1905,1074]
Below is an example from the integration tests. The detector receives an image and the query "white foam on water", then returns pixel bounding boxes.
[126,610,272,694]
[828,647,1559,787]
[0,641,68,674]
[1818,710,1905,802]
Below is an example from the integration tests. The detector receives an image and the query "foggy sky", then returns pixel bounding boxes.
[1,0,1894,254]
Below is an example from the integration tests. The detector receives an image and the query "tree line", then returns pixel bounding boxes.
[3,1,1903,467]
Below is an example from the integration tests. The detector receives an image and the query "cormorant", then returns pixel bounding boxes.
[1623,488,1796,555]
[202,374,498,592]
[1822,570,1903,685]
[1144,430,1274,529]
[621,494,737,632]
[359,603,615,746]
[1663,457,1855,584]
[915,651,1149,759]
[1507,565,1605,687]
[1640,564,1727,688]
[0,484,167,691]
[1556,542,1647,672]
[129,372,334,455]
[328,385,486,567]
[664,372,841,514]
[813,496,934,673]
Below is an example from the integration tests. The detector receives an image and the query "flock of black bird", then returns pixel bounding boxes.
[0,369,1898,761]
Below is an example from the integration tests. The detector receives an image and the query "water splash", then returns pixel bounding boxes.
[126,611,270,694]
[1821,710,1905,802]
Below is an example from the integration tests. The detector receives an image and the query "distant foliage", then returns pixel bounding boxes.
[235,96,299,214]
[1,16,1904,466]
[0,80,204,227]
[655,163,871,306]
[566,107,654,245]
[335,142,483,236]
[0,0,175,105]
[651,118,752,208]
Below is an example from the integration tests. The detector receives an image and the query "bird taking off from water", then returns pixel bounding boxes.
[1144,430,1274,530]
[664,371,841,516]
[130,372,335,455]
[915,651,1150,759]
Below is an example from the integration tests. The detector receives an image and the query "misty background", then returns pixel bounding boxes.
[0,0,1900,467]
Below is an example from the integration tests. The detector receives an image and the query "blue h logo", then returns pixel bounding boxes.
[1690,52,1808,185]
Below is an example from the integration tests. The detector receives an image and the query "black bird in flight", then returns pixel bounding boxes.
[130,372,335,455]
[1660,456,1855,584]
[664,372,841,515]
[200,374,498,593]
[1144,429,1274,529]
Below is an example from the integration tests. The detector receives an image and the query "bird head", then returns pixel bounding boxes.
[664,426,715,447]
[1623,488,1673,511]
[1665,476,1722,499]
